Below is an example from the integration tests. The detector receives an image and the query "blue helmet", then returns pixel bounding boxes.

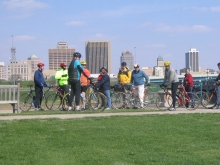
[73,52,81,58]
[121,62,127,66]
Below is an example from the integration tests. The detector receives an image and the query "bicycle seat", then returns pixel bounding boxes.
[27,85,33,87]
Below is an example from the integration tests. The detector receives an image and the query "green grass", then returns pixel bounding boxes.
[1,114,220,165]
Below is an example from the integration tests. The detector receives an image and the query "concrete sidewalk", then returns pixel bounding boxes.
[0,108,219,120]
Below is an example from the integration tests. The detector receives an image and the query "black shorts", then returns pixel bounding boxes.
[81,86,88,92]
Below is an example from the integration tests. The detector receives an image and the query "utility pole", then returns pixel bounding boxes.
[10,35,16,85]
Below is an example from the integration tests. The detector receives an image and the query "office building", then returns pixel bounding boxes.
[157,55,164,67]
[48,42,75,71]
[142,67,153,76]
[7,61,32,81]
[27,54,40,74]
[121,51,134,70]
[0,62,6,80]
[85,40,111,74]
[185,48,199,72]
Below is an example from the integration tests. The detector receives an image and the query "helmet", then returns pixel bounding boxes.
[164,61,171,66]
[217,62,220,66]
[81,61,87,65]
[121,62,127,66]
[73,52,82,58]
[99,68,102,72]
[100,67,108,72]
[134,64,139,68]
[37,62,44,67]
[60,62,66,67]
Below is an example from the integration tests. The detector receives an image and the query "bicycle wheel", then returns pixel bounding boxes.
[144,92,159,108]
[62,92,71,111]
[201,92,217,109]
[111,92,127,109]
[46,93,62,110]
[40,96,48,110]
[89,92,107,111]
[19,93,33,111]
[167,95,180,108]
[156,93,172,110]
[184,92,200,110]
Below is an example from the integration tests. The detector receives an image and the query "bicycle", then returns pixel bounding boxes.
[201,82,219,109]
[19,85,51,111]
[110,84,127,109]
[124,84,156,109]
[46,85,71,110]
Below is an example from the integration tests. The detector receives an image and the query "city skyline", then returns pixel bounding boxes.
[0,0,220,74]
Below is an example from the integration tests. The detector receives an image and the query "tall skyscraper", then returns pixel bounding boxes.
[48,42,75,71]
[185,48,199,72]
[85,40,111,74]
[121,51,134,70]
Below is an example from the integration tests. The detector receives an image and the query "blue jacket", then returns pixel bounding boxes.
[130,70,149,86]
[73,60,84,80]
[34,69,47,87]
[96,74,110,91]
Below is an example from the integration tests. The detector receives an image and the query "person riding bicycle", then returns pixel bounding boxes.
[161,61,179,111]
[183,68,194,108]
[130,64,149,109]
[213,63,220,109]
[95,67,111,110]
[118,62,131,87]
[34,62,49,111]
[68,52,90,111]
[55,62,71,110]
[80,61,91,110]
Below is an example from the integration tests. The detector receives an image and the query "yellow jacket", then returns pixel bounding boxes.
[55,68,68,86]
[117,67,131,85]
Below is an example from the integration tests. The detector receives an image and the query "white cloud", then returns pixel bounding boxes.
[66,21,87,26]
[155,24,211,32]
[95,33,104,38]
[210,6,220,12]
[2,0,47,10]
[139,22,152,27]
[184,6,220,12]
[14,35,35,41]
[145,44,166,48]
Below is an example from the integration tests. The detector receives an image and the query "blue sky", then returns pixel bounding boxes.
[0,0,220,74]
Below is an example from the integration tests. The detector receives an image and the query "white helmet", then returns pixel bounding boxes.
[134,64,139,68]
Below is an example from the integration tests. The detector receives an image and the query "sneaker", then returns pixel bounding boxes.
[75,106,80,111]
[68,107,73,111]
[213,105,219,109]
[35,108,39,111]
[105,107,111,110]
[38,108,44,111]
[168,107,176,111]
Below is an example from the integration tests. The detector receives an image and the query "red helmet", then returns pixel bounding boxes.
[37,62,45,67]
[60,62,66,67]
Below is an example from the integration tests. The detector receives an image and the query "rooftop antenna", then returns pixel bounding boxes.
[10,35,16,63]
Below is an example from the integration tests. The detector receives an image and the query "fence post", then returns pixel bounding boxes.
[17,83,20,113]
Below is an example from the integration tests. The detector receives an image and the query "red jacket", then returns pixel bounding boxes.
[184,74,193,88]
[98,75,103,81]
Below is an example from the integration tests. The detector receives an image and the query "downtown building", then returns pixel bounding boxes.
[0,62,6,80]
[85,40,111,74]
[48,42,75,71]
[120,51,134,71]
[185,48,199,72]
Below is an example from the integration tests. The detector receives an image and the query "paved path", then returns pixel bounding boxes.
[0,108,220,120]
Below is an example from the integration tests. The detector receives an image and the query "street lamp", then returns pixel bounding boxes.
[134,46,136,63]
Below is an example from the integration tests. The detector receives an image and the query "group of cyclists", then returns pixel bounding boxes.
[33,52,220,111]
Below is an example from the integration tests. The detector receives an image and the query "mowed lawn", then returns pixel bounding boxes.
[1,114,220,165]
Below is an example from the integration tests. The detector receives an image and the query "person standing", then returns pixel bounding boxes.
[162,61,179,111]
[95,67,111,110]
[55,62,71,110]
[80,61,91,110]
[34,62,49,111]
[68,52,89,111]
[183,68,194,108]
[117,62,131,86]
[213,63,220,109]
[130,64,149,108]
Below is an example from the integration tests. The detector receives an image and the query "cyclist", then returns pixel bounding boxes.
[68,52,90,111]
[34,62,49,111]
[130,64,149,108]
[213,63,220,109]
[55,62,71,110]
[95,67,111,110]
[183,68,194,108]
[80,61,91,110]
[161,61,179,111]
[117,62,131,87]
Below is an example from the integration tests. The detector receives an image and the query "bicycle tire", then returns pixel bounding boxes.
[201,92,217,109]
[111,92,127,109]
[184,92,200,110]
[46,93,62,110]
[89,92,107,111]
[156,93,172,110]
[19,93,33,111]
[167,95,180,108]
[62,92,71,111]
